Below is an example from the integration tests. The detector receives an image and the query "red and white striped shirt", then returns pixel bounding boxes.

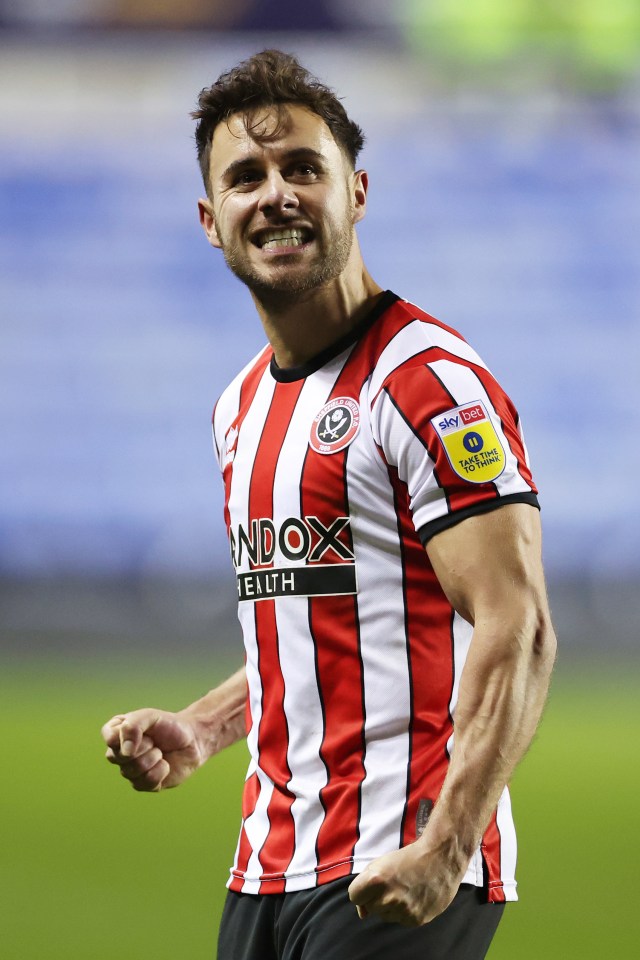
[212,292,538,902]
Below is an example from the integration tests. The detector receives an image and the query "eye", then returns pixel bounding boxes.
[235,170,262,188]
[290,162,317,180]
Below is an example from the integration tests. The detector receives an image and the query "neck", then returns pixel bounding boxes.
[251,261,384,370]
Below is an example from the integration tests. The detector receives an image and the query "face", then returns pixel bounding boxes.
[198,105,367,300]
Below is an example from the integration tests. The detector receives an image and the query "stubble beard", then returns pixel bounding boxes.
[219,219,355,308]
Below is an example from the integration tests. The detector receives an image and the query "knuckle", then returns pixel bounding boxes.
[132,778,156,793]
[366,870,385,887]
[143,749,163,771]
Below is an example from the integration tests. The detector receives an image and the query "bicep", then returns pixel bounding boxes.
[425,502,549,629]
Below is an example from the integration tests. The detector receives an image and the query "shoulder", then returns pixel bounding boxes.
[212,344,272,437]
[367,295,488,409]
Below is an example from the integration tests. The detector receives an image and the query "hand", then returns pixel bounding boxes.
[347,841,464,927]
[101,709,204,792]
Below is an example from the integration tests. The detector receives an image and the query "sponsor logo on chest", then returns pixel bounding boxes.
[231,516,353,568]
[431,400,506,483]
[230,516,356,603]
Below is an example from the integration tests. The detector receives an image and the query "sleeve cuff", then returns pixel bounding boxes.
[417,492,540,546]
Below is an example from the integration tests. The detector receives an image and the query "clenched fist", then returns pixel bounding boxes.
[101,709,204,792]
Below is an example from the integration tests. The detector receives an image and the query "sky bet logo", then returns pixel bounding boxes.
[437,403,486,434]
[431,400,506,485]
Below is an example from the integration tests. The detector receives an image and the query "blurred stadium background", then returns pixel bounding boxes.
[1,2,638,958]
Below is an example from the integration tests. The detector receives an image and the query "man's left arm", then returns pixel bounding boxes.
[348,502,557,926]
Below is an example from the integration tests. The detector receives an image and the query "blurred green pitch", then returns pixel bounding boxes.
[2,657,638,958]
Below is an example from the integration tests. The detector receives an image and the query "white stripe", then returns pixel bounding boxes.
[223,364,276,884]
[270,369,341,887]
[496,785,518,898]
[517,416,533,470]
[448,611,474,722]
[448,613,484,887]
[445,612,473,763]
[213,345,270,468]
[240,767,275,894]
[350,382,412,861]
[372,384,447,526]
[369,319,488,402]
[447,615,517,892]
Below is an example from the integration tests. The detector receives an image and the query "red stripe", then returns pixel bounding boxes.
[386,364,503,513]
[300,347,381,875]
[316,860,353,887]
[221,350,272,538]
[384,466,457,847]
[472,367,537,492]
[311,593,366,870]
[247,379,305,889]
[224,355,271,886]
[368,347,443,409]
[394,297,473,341]
[304,312,439,870]
[302,442,366,872]
[363,296,466,364]
[230,771,260,882]
[482,811,507,903]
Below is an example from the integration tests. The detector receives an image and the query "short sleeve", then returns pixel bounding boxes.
[370,356,539,544]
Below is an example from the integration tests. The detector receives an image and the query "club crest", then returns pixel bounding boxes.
[309,397,360,455]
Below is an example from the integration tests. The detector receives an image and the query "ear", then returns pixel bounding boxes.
[198,198,222,249]
[351,169,368,225]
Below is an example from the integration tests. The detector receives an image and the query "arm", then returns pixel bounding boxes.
[348,502,556,925]
[101,666,247,792]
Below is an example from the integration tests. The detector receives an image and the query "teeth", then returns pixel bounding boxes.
[263,237,302,250]
[260,228,306,250]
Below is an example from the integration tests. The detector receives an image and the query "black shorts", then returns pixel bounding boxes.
[216,878,505,960]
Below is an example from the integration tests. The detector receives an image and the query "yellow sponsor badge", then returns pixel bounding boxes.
[431,401,506,484]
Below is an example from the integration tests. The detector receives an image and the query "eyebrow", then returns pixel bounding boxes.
[220,148,327,183]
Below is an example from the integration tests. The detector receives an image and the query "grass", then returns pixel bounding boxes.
[2,655,638,958]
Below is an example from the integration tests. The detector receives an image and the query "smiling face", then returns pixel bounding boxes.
[199,104,368,301]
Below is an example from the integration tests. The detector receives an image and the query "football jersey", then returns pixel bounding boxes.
[212,291,538,902]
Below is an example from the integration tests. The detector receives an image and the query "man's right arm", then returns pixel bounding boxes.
[101,666,247,792]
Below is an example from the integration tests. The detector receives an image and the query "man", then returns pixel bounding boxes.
[102,50,556,960]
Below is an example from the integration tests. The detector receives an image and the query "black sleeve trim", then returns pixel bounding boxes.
[417,492,540,546]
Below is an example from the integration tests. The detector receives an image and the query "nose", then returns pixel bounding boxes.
[257,170,299,216]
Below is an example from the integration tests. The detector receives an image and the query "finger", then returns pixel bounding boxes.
[101,715,127,748]
[102,709,162,757]
[128,756,171,793]
[348,871,386,906]
[118,719,144,758]
[106,735,155,765]
[356,905,368,920]
[378,906,420,927]
[116,746,164,779]
[366,899,422,928]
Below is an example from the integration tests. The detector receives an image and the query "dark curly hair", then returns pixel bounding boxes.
[191,49,365,195]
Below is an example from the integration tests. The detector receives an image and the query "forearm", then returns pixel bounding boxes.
[348,506,557,926]
[420,607,556,870]
[179,665,248,762]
